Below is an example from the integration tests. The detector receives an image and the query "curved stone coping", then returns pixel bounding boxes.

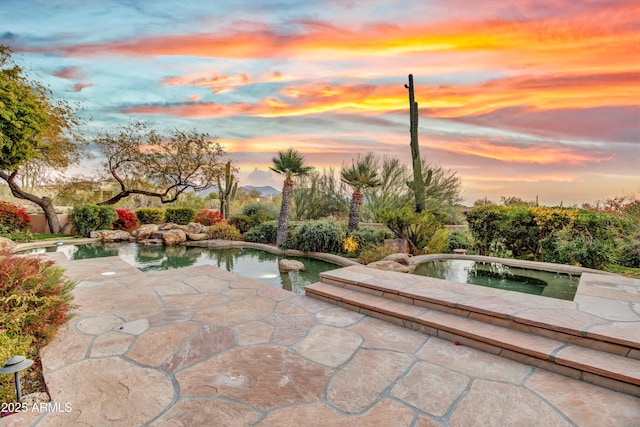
[409,253,617,276]
[13,238,101,253]
[184,239,361,267]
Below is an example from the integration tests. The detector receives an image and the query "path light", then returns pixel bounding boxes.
[0,356,34,400]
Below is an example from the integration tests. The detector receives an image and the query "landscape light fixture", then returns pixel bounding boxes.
[0,356,34,400]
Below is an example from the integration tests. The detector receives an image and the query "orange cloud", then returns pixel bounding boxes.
[53,66,81,79]
[433,139,611,165]
[54,1,638,78]
[163,73,250,94]
[73,83,93,92]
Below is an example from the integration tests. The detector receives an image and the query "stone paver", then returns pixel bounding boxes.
[2,255,639,426]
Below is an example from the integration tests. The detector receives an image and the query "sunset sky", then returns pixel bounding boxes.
[2,0,639,206]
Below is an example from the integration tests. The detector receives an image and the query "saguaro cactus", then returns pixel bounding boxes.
[405,74,426,213]
[217,161,237,219]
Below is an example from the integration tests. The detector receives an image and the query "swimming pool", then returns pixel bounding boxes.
[412,259,579,300]
[30,242,339,295]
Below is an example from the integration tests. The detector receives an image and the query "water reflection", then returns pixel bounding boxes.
[51,243,336,295]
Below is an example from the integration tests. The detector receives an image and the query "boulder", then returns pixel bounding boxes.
[187,222,205,234]
[366,260,414,273]
[186,233,209,241]
[89,230,131,242]
[383,253,411,265]
[162,229,187,246]
[278,259,306,272]
[0,237,17,254]
[159,223,188,231]
[132,224,159,242]
[384,238,410,254]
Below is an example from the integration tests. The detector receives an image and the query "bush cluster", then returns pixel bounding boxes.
[350,226,388,247]
[207,222,242,240]
[377,207,448,255]
[281,220,344,253]
[0,255,76,343]
[135,208,164,225]
[164,207,196,225]
[112,208,138,230]
[71,205,118,237]
[230,203,278,234]
[228,215,254,234]
[0,201,31,233]
[357,243,395,264]
[194,209,223,226]
[466,205,625,269]
[243,221,278,244]
[0,255,75,405]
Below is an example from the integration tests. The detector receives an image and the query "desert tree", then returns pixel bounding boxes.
[0,45,82,233]
[93,122,226,206]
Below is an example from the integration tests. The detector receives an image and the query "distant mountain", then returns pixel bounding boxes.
[242,185,281,197]
[193,185,280,198]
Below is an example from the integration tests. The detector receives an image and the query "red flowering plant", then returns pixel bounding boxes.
[112,208,138,230]
[0,201,30,233]
[194,209,223,226]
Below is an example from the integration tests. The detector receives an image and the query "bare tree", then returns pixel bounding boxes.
[94,123,226,206]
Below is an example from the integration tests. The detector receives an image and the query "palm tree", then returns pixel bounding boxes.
[341,153,381,232]
[270,148,314,246]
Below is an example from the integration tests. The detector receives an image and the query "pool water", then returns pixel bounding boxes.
[34,243,338,295]
[412,259,579,300]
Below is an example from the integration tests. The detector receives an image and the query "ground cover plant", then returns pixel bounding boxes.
[0,253,75,410]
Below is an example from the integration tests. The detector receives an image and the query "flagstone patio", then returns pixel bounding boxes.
[1,253,639,426]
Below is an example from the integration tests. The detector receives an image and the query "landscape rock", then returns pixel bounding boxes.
[186,233,209,241]
[163,229,187,246]
[90,230,131,242]
[366,260,414,273]
[383,253,411,265]
[279,259,306,272]
[384,239,410,254]
[0,237,17,254]
[159,223,188,231]
[187,222,205,234]
[132,224,159,241]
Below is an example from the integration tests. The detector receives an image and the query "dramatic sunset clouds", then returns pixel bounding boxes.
[2,0,638,205]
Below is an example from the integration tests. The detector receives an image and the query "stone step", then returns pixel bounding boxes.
[316,267,639,357]
[305,281,640,397]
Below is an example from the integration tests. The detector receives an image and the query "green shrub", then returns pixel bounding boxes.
[541,210,621,270]
[164,207,196,225]
[281,220,344,253]
[358,243,395,264]
[426,228,449,254]
[465,205,509,256]
[207,222,242,240]
[351,226,387,248]
[377,207,446,255]
[0,255,75,344]
[71,205,118,237]
[0,331,34,402]
[135,208,165,225]
[241,202,278,220]
[0,201,30,233]
[228,215,255,234]
[446,229,473,253]
[616,239,640,268]
[243,221,278,244]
